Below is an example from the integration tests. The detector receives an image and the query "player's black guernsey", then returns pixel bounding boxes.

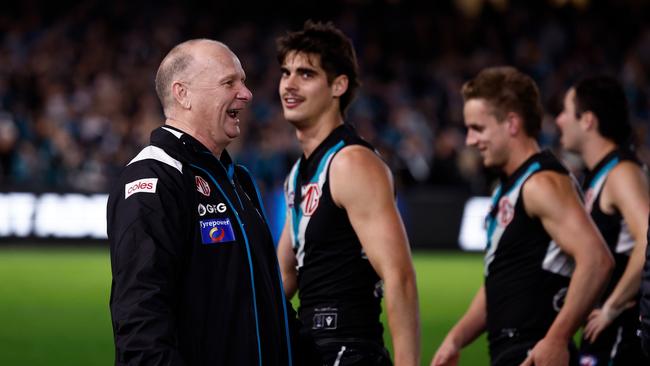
[284,124,384,342]
[582,148,640,297]
[484,150,573,344]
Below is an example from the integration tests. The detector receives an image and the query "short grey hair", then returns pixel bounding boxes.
[155,39,228,114]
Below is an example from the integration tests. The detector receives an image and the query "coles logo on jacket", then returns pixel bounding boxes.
[125,178,158,199]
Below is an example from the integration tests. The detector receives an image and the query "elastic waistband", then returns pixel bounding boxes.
[315,337,386,352]
[488,328,545,347]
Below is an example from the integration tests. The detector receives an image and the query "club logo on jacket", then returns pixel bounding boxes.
[301,183,321,216]
[497,197,514,226]
[196,176,211,196]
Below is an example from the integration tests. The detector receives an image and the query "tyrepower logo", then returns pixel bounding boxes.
[199,218,236,244]
[125,178,158,199]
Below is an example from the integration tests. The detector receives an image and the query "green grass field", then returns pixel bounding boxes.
[0,247,488,365]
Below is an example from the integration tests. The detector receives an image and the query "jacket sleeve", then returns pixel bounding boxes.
[642,220,650,357]
[107,163,190,366]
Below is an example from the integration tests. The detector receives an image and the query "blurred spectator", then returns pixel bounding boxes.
[0,0,649,196]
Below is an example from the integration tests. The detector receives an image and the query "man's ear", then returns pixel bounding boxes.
[580,111,597,132]
[505,111,523,135]
[172,81,191,109]
[332,75,349,98]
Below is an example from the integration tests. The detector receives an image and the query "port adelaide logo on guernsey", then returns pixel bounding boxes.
[195,175,211,196]
[125,178,158,199]
[497,196,514,226]
[301,183,321,216]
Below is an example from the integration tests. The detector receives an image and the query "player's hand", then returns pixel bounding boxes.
[519,337,568,366]
[431,336,461,366]
[583,301,635,343]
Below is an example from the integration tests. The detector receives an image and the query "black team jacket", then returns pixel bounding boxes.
[107,125,295,365]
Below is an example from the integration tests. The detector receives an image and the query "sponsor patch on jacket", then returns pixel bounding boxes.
[125,178,158,199]
[199,218,236,244]
[196,175,211,196]
[197,203,227,216]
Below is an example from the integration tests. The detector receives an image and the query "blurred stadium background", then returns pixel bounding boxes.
[1,0,649,364]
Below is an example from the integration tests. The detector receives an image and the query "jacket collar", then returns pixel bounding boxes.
[150,125,234,175]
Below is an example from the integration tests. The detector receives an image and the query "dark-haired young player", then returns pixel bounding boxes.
[276,21,420,366]
[556,76,650,365]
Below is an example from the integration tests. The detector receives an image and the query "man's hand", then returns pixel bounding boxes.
[519,337,568,366]
[583,301,635,342]
[430,286,487,366]
[431,336,461,366]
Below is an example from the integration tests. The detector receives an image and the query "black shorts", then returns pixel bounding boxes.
[489,329,578,366]
[579,309,648,366]
[315,338,392,366]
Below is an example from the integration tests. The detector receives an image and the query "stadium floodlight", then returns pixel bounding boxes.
[458,196,490,251]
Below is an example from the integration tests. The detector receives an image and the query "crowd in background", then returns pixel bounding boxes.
[1,0,649,196]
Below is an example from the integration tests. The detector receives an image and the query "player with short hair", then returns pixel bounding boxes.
[276,21,420,366]
[556,75,650,365]
[432,66,614,366]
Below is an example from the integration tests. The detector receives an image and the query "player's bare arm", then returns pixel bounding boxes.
[520,171,614,366]
[330,145,421,366]
[431,285,487,366]
[277,216,298,298]
[584,161,650,341]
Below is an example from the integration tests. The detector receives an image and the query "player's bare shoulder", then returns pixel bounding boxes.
[330,145,388,175]
[329,145,393,207]
[606,160,648,190]
[602,159,649,213]
[522,170,578,218]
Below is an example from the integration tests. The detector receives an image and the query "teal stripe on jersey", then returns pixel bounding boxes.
[588,157,619,190]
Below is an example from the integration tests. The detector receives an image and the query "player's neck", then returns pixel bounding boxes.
[503,139,540,177]
[295,115,344,159]
[581,137,617,170]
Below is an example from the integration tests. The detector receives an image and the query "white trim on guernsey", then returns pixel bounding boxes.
[128,146,183,173]
[542,240,574,277]
[609,326,623,360]
[286,141,345,269]
[616,220,635,255]
[162,126,184,139]
[333,346,347,366]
